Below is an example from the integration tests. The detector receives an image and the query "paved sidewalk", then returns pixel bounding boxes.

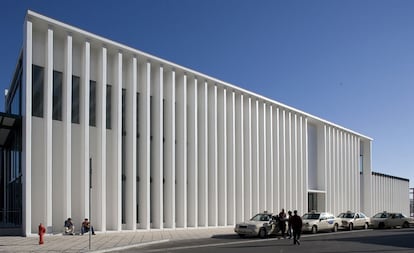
[0,227,234,253]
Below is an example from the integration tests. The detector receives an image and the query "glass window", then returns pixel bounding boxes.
[53,71,63,121]
[89,80,96,126]
[122,89,126,134]
[72,75,80,124]
[32,65,44,117]
[106,85,111,129]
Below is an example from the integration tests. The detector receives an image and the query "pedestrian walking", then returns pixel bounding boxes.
[278,208,287,238]
[287,210,293,239]
[291,210,303,245]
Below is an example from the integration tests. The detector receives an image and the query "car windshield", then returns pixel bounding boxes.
[302,213,320,219]
[250,214,272,221]
[373,212,389,218]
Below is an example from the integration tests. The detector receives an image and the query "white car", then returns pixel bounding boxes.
[371,212,414,229]
[302,212,340,234]
[337,211,370,230]
[234,212,280,238]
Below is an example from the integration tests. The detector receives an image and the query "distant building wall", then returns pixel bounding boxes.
[370,172,410,216]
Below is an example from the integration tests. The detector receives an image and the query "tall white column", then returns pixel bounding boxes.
[22,19,33,235]
[274,108,280,212]
[96,47,106,231]
[151,64,163,229]
[109,52,122,230]
[208,84,217,226]
[243,97,252,220]
[187,77,198,227]
[227,91,236,225]
[138,61,151,229]
[259,102,266,212]
[164,69,175,228]
[125,57,137,230]
[197,81,208,226]
[62,34,73,223]
[251,100,259,214]
[217,87,227,226]
[266,106,273,212]
[235,94,244,222]
[81,41,90,220]
[176,73,187,228]
[45,28,53,231]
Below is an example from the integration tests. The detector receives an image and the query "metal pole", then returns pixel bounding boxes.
[89,158,92,250]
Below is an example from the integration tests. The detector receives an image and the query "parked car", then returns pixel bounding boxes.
[337,211,370,230]
[234,212,281,238]
[371,211,414,229]
[302,212,340,233]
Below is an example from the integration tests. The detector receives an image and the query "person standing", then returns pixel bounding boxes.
[291,210,303,245]
[287,210,293,239]
[278,208,287,238]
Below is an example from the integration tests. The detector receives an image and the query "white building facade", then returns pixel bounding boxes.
[1,11,409,236]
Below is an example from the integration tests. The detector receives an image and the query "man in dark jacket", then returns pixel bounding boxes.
[290,210,303,245]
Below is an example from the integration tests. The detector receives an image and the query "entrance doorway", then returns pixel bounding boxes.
[308,192,326,212]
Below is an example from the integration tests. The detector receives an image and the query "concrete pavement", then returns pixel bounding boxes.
[0,227,235,253]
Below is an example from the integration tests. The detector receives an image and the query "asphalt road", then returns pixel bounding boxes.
[121,228,414,253]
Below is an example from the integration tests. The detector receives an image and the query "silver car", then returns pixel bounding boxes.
[234,212,281,238]
[337,211,370,230]
[371,212,414,229]
[302,212,340,234]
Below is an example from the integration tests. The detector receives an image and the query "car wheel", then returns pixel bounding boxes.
[332,224,338,232]
[378,222,385,229]
[402,222,409,228]
[349,223,353,231]
[259,228,267,239]
[364,223,369,229]
[311,225,317,234]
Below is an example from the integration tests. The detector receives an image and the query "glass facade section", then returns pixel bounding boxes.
[89,80,96,126]
[72,75,80,124]
[32,65,44,117]
[53,71,63,121]
[106,85,111,129]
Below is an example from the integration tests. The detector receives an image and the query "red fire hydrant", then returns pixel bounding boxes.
[38,223,46,245]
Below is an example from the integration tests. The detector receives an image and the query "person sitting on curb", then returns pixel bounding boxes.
[81,218,95,235]
[64,218,75,235]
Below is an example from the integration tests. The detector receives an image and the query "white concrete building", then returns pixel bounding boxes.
[0,11,409,236]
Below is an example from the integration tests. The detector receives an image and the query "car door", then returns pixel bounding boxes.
[354,213,363,227]
[388,213,400,227]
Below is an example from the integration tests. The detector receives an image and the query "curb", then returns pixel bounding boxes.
[87,239,170,253]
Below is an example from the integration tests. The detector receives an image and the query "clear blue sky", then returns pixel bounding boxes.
[1,0,413,188]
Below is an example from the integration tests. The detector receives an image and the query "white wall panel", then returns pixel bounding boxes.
[163,69,176,228]
[226,91,236,224]
[197,81,208,226]
[176,72,187,228]
[187,77,198,227]
[217,87,227,226]
[235,94,244,222]
[207,84,217,226]
[138,61,151,229]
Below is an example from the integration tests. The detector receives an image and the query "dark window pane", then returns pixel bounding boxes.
[32,65,44,117]
[72,75,80,124]
[122,88,126,134]
[89,80,96,126]
[106,85,111,129]
[53,71,63,121]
